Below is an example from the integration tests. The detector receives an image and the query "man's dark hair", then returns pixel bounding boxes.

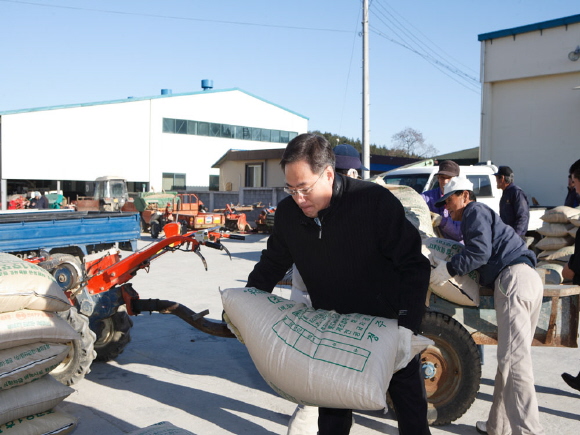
[280,133,335,174]
[569,159,580,180]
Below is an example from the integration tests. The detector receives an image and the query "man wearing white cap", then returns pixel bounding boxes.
[430,176,544,435]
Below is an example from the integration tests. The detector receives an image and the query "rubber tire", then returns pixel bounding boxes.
[150,221,160,239]
[50,253,83,292]
[51,307,97,386]
[93,309,133,362]
[420,311,481,426]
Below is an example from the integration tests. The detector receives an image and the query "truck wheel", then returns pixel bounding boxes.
[93,309,133,362]
[51,307,97,386]
[420,311,481,426]
[50,253,84,292]
[150,221,160,239]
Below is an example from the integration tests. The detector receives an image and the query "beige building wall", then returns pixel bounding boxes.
[218,159,285,191]
[480,18,580,205]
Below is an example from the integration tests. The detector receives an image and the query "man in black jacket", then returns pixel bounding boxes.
[246,133,431,435]
[562,158,580,392]
[494,166,530,236]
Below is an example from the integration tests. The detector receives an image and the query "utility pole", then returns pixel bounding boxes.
[362,0,370,179]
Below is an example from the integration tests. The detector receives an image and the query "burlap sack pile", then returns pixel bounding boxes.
[535,206,580,284]
[0,253,78,434]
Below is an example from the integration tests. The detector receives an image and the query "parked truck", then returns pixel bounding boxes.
[0,209,140,259]
[376,162,548,233]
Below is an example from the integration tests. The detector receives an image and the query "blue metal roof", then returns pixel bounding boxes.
[0,88,309,120]
[478,14,580,41]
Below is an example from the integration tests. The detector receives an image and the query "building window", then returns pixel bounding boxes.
[260,129,271,142]
[162,117,297,144]
[245,163,264,187]
[280,131,289,143]
[175,119,187,134]
[221,124,233,138]
[198,122,209,136]
[162,118,175,133]
[209,123,221,137]
[162,173,186,191]
[187,120,197,135]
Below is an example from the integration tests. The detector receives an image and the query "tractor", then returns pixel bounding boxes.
[29,227,240,385]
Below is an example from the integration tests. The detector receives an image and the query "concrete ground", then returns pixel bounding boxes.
[59,234,580,434]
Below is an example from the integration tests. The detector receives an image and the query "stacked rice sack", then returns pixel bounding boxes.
[535,206,580,284]
[0,253,79,434]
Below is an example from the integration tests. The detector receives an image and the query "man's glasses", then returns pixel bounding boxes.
[284,171,325,196]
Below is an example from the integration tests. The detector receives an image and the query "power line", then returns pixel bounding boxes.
[369,0,480,93]
[0,0,351,33]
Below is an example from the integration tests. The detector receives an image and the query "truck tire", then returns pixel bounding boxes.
[51,307,97,386]
[50,253,84,292]
[420,311,481,426]
[93,309,133,362]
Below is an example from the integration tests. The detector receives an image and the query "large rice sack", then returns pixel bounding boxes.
[0,410,77,435]
[221,287,433,411]
[540,206,580,223]
[0,375,74,425]
[372,179,435,238]
[537,245,575,263]
[0,310,79,351]
[0,343,69,391]
[0,254,71,313]
[535,235,574,251]
[423,237,481,306]
[536,222,574,238]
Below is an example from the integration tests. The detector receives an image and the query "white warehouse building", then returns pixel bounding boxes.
[479,14,580,206]
[0,84,308,208]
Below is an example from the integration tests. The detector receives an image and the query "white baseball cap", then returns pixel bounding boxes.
[435,176,474,207]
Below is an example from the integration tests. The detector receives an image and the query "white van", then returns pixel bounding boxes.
[377,162,502,214]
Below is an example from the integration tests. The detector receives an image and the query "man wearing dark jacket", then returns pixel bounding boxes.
[562,158,580,391]
[495,166,529,236]
[246,133,431,435]
[431,176,544,435]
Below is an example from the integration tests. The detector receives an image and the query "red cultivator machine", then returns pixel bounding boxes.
[28,227,239,385]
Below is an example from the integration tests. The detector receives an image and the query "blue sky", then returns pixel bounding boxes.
[0,0,579,155]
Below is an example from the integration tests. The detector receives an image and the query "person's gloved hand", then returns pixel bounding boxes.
[223,312,245,344]
[430,260,451,286]
[430,212,442,228]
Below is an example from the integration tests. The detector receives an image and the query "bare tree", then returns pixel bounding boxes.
[391,127,438,158]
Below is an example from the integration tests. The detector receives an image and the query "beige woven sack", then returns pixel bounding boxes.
[537,245,575,262]
[0,253,71,313]
[423,237,480,306]
[0,343,69,391]
[535,235,574,251]
[0,375,74,425]
[0,410,77,435]
[372,179,435,238]
[540,206,580,223]
[0,310,79,351]
[537,222,574,237]
[221,287,432,411]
